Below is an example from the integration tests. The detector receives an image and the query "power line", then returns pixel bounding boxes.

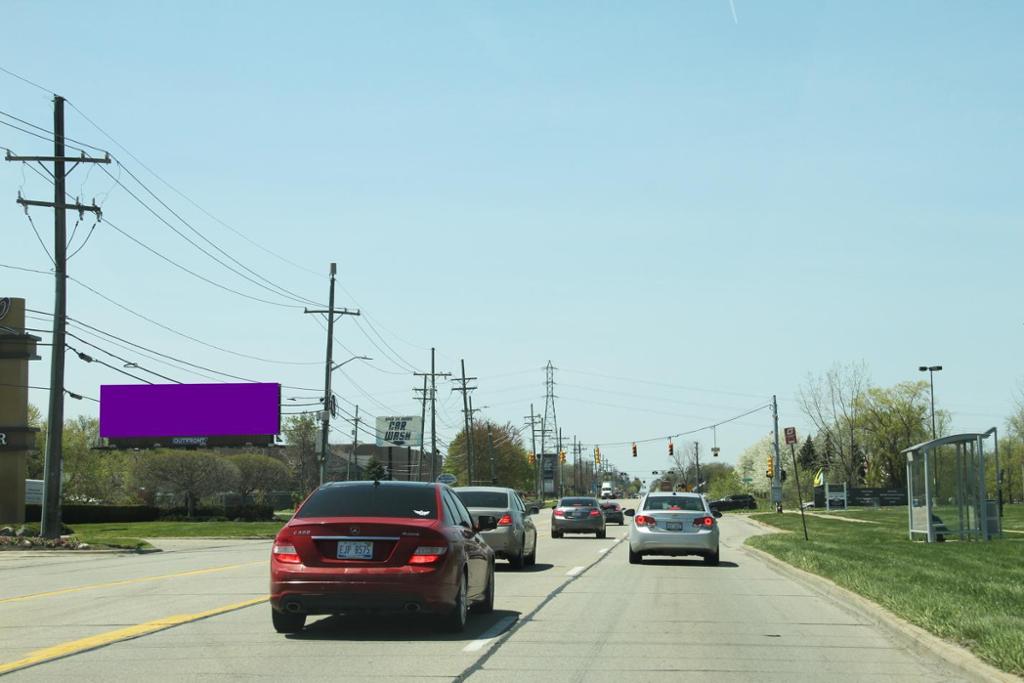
[65,332,183,384]
[66,342,153,384]
[0,65,53,95]
[0,261,52,276]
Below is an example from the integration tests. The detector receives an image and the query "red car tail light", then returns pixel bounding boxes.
[634,515,656,528]
[497,514,513,526]
[554,509,565,518]
[408,545,448,565]
[693,516,714,528]
[272,544,301,564]
[589,509,600,517]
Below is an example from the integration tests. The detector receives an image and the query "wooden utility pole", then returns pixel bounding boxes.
[450,359,476,485]
[7,96,109,538]
[304,263,359,485]
[414,349,449,481]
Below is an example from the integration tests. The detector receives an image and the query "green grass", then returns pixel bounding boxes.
[68,520,286,548]
[747,507,1024,676]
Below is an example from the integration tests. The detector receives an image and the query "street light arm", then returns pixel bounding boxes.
[331,355,372,372]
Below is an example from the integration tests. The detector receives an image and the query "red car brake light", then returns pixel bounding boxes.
[634,515,656,528]
[693,516,714,528]
[408,545,448,565]
[272,543,301,564]
[589,509,600,517]
[554,509,565,517]
[497,513,513,526]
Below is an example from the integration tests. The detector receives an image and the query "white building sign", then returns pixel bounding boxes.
[375,416,423,447]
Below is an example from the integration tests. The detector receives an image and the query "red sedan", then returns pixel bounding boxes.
[270,481,497,633]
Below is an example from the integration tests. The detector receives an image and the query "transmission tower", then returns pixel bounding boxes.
[541,361,558,458]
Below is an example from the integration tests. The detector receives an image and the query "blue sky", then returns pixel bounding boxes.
[2,2,1021,480]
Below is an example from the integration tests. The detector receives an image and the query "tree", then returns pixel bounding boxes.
[281,415,319,497]
[706,465,743,500]
[363,457,388,481]
[797,435,817,468]
[853,382,935,488]
[735,436,773,496]
[797,361,870,486]
[225,453,290,503]
[134,451,240,517]
[444,420,533,491]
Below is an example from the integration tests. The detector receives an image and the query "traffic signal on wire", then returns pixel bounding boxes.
[668,439,674,457]
[528,452,535,465]
[766,456,774,479]
[632,442,638,458]
[559,450,566,463]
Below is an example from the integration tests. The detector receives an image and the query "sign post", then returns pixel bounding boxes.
[785,427,809,541]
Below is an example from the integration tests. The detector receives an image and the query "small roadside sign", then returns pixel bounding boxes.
[784,427,798,445]
[437,473,457,485]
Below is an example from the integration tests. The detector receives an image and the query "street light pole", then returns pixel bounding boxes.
[918,365,942,439]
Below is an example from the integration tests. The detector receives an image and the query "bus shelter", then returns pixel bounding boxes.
[902,430,1002,543]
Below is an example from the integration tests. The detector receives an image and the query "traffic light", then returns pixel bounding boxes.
[766,456,774,479]
[559,450,566,463]
[594,446,601,465]
[528,452,536,465]
[781,469,787,482]
[668,439,674,457]
[632,442,638,458]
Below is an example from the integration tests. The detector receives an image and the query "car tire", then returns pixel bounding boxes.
[704,547,720,566]
[524,537,537,566]
[596,529,606,539]
[271,608,306,634]
[551,529,562,539]
[628,547,642,564]
[474,562,495,614]
[509,541,526,570]
[442,571,469,632]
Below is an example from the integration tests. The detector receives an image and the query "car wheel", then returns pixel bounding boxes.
[596,529,606,539]
[524,536,537,566]
[551,529,562,539]
[442,571,469,632]
[628,547,642,564]
[704,547,720,566]
[474,561,495,614]
[509,541,526,570]
[271,608,306,634]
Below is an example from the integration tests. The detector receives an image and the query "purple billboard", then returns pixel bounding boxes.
[100,383,281,448]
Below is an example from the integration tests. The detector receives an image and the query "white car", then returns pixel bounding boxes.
[624,492,721,565]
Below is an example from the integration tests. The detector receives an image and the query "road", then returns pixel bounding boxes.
[0,506,966,681]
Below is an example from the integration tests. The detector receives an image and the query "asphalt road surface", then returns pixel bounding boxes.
[0,505,966,681]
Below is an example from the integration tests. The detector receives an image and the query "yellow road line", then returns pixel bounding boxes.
[0,596,268,675]
[0,561,264,605]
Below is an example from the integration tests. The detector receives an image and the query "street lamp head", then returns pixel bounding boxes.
[931,365,942,371]
[918,366,928,372]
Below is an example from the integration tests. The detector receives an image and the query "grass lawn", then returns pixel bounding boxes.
[747,508,1024,676]
[68,519,286,549]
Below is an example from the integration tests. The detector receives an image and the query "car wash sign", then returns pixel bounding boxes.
[375,416,423,447]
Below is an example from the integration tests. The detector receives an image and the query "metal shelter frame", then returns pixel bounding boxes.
[902,429,1002,543]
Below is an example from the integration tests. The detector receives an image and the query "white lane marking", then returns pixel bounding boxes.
[597,547,611,554]
[462,615,517,652]
[566,565,585,576]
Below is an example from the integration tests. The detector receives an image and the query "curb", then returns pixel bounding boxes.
[740,538,1019,683]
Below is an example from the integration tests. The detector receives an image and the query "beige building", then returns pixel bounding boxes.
[0,298,41,524]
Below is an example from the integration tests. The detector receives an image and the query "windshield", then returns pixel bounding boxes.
[455,491,509,509]
[643,496,706,512]
[296,485,437,519]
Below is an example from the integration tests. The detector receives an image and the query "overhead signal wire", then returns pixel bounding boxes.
[64,98,326,280]
[65,342,153,384]
[99,162,323,308]
[0,262,52,276]
[64,331,183,384]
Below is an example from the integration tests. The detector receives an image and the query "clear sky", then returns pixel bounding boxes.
[2,2,1021,481]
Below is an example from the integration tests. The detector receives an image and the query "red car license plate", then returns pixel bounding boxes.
[337,541,373,559]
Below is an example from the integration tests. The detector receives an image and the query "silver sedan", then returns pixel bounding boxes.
[454,486,539,569]
[625,492,721,565]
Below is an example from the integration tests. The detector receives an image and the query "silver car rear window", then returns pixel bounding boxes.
[643,496,705,512]
[455,491,509,508]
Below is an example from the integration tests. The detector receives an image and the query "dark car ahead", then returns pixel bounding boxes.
[599,500,624,525]
[270,481,497,634]
[709,494,757,511]
[552,496,606,538]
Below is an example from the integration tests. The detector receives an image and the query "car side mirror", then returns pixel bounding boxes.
[712,510,723,519]
[475,515,498,531]
[529,506,540,515]
[623,508,636,517]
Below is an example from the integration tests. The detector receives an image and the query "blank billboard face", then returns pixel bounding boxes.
[100,383,281,439]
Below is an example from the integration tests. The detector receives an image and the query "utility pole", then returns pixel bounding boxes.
[525,404,541,499]
[694,441,702,493]
[348,404,359,480]
[450,359,476,486]
[304,264,360,485]
[414,348,450,481]
[414,376,428,481]
[771,394,782,512]
[557,427,564,497]
[7,96,109,538]
[487,426,496,485]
